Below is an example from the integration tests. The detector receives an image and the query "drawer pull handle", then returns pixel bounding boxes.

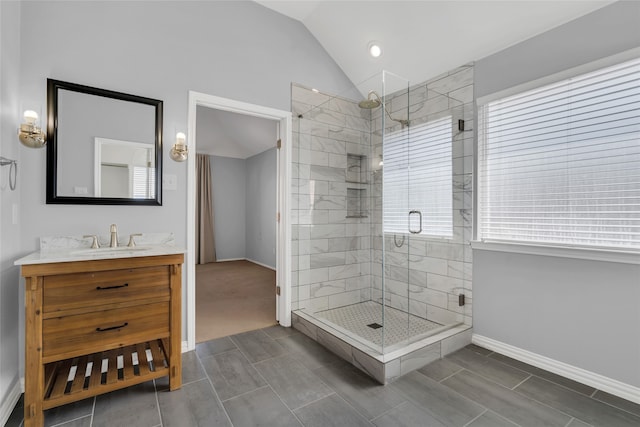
[96,283,129,291]
[96,322,128,332]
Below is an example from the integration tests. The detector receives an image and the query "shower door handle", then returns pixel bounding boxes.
[408,210,422,234]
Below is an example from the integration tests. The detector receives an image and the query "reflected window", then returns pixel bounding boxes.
[95,138,155,198]
[133,166,156,199]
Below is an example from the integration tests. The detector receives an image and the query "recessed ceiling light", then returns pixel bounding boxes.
[368,42,382,58]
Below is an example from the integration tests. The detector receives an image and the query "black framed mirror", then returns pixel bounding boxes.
[46,79,163,205]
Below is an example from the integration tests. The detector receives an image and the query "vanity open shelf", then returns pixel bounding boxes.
[43,338,169,409]
[17,252,183,427]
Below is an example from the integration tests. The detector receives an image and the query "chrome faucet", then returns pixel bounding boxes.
[110,224,118,247]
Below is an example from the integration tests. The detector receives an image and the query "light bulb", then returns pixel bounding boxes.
[24,110,38,125]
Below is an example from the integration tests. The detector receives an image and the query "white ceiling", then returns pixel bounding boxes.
[198,0,614,159]
[257,0,614,89]
[196,106,277,159]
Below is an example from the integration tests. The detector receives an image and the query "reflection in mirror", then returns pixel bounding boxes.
[95,138,155,198]
[47,79,163,205]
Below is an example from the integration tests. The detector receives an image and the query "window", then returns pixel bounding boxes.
[383,117,453,237]
[478,57,640,250]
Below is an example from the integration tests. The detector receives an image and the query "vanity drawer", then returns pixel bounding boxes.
[42,302,169,361]
[43,266,170,313]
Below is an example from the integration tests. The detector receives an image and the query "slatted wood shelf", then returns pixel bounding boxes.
[42,339,169,410]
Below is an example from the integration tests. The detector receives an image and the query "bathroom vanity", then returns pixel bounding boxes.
[16,245,184,427]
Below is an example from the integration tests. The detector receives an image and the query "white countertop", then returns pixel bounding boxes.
[15,232,185,266]
[15,245,186,266]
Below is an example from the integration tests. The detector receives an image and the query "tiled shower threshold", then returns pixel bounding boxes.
[292,310,472,384]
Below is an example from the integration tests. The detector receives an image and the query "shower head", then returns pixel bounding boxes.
[358,90,382,109]
[358,99,381,109]
[358,90,410,128]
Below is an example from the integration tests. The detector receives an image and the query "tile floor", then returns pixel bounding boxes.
[6,325,640,427]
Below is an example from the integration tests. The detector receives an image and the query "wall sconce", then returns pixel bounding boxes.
[18,110,46,148]
[170,132,188,162]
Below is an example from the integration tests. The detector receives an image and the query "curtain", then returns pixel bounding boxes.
[196,154,216,264]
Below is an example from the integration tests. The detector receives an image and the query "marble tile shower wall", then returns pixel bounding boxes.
[369,65,475,326]
[291,84,374,313]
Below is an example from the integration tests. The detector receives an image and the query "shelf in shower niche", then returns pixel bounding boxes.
[347,187,367,219]
[346,153,368,184]
[345,181,369,186]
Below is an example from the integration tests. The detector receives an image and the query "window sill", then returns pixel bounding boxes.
[470,240,640,265]
[384,233,454,243]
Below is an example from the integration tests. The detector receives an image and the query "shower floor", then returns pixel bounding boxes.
[314,301,443,349]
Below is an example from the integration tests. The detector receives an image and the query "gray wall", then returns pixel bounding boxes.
[246,148,277,268]
[475,1,640,99]
[212,156,246,261]
[473,1,640,387]
[211,150,277,268]
[12,0,356,387]
[17,0,354,251]
[474,251,640,387]
[0,0,22,420]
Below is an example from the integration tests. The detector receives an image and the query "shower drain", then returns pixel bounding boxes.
[366,323,383,329]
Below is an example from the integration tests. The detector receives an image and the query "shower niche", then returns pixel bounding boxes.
[346,153,367,184]
[346,187,367,218]
[346,153,368,218]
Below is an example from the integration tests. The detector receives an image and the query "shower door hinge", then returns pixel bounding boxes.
[458,294,466,307]
[276,286,281,296]
[276,139,282,149]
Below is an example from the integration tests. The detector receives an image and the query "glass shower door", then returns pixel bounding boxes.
[381,69,466,352]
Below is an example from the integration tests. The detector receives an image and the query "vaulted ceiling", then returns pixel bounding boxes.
[199,0,614,159]
[257,0,614,88]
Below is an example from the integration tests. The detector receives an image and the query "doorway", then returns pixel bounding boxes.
[186,92,292,351]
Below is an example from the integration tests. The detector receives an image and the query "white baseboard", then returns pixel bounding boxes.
[182,340,192,353]
[0,378,22,427]
[473,334,640,405]
[245,258,276,271]
[215,257,276,271]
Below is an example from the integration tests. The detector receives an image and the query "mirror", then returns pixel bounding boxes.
[46,79,163,205]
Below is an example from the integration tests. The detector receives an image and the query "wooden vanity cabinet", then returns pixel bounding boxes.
[20,254,183,427]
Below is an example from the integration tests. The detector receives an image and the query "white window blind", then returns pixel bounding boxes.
[383,117,453,237]
[132,166,155,198]
[478,57,640,250]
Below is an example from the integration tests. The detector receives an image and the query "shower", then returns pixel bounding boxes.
[359,90,409,128]
[291,68,473,383]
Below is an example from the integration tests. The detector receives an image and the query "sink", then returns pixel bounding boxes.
[71,247,151,256]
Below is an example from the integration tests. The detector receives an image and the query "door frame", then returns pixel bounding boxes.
[185,91,292,351]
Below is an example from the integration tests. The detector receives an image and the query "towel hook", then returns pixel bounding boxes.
[0,157,17,191]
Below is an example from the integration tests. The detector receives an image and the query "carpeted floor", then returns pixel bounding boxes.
[196,260,277,343]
